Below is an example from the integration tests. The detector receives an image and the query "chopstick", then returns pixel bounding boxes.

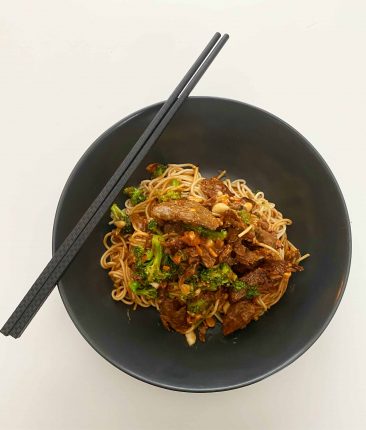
[1,32,229,338]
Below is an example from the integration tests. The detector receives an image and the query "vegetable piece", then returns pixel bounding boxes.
[123,186,146,206]
[158,190,182,202]
[129,281,157,298]
[232,280,260,299]
[184,224,227,240]
[170,178,181,187]
[110,203,133,233]
[245,285,260,299]
[146,163,168,178]
[200,263,237,290]
[133,237,177,284]
[187,298,207,313]
[147,219,162,234]
[238,210,251,224]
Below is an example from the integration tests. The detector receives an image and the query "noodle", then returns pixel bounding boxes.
[100,163,308,344]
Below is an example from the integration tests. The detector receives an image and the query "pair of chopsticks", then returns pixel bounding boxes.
[1,32,229,339]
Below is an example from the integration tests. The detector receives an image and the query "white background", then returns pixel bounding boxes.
[1,1,365,429]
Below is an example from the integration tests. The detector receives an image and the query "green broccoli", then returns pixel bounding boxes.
[238,210,251,224]
[145,234,176,283]
[158,190,181,202]
[147,219,162,234]
[185,225,227,240]
[246,286,260,299]
[146,163,168,178]
[123,186,146,206]
[170,178,181,187]
[110,203,133,233]
[129,281,157,299]
[200,263,237,290]
[232,280,260,299]
[187,298,208,314]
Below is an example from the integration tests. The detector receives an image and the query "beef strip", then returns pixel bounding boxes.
[255,226,278,248]
[201,247,217,268]
[163,222,185,235]
[232,241,265,268]
[242,267,268,287]
[151,199,220,230]
[218,244,233,264]
[229,267,268,302]
[183,247,200,264]
[222,300,256,335]
[159,298,189,333]
[200,178,234,198]
[222,210,246,230]
[164,236,185,254]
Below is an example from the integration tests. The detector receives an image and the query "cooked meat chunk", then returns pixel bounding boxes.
[183,247,200,264]
[263,260,288,277]
[222,300,256,335]
[233,241,264,268]
[218,244,233,264]
[241,267,268,287]
[201,247,217,268]
[159,298,189,333]
[255,226,278,248]
[164,236,185,254]
[163,222,185,234]
[222,210,246,230]
[152,199,220,230]
[200,178,234,198]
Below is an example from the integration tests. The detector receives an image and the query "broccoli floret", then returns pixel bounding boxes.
[147,219,162,234]
[158,190,181,202]
[187,298,208,314]
[123,186,146,206]
[238,210,251,224]
[170,178,181,187]
[144,235,174,283]
[186,225,227,240]
[110,203,133,233]
[146,163,168,178]
[129,281,157,299]
[246,286,260,299]
[132,238,176,284]
[232,280,260,299]
[200,263,237,290]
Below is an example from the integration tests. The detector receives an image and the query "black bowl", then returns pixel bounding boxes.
[53,97,351,392]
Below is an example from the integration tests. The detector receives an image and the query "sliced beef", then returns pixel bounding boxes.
[200,178,234,198]
[201,247,217,268]
[151,199,220,230]
[159,298,189,333]
[163,222,185,235]
[263,260,288,277]
[232,241,264,268]
[229,288,247,303]
[241,267,268,287]
[222,300,256,335]
[164,236,185,254]
[222,210,246,230]
[218,244,233,264]
[182,247,200,264]
[255,226,278,248]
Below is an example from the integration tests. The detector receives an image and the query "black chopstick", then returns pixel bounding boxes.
[1,32,229,338]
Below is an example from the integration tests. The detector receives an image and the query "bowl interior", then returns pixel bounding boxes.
[53,97,351,391]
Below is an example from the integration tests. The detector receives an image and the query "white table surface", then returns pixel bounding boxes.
[1,1,365,429]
